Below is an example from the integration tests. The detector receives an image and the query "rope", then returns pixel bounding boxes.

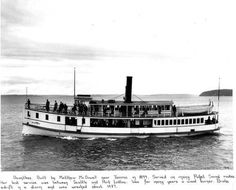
[133,94,146,102]
[111,93,124,100]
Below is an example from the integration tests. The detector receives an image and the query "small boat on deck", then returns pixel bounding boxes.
[22,76,220,138]
[177,104,213,116]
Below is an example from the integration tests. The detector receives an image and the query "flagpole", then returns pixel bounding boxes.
[74,67,76,99]
[26,87,28,101]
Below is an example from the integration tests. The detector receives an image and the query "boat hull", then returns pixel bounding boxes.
[22,123,220,138]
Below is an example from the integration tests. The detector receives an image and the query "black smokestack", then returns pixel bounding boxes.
[125,76,132,103]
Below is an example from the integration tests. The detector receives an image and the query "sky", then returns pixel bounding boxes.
[1,0,235,95]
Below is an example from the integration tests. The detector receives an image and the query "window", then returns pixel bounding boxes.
[82,117,85,124]
[170,120,172,125]
[45,114,49,120]
[157,120,160,125]
[65,117,77,126]
[154,120,156,125]
[189,119,192,124]
[174,120,177,125]
[178,119,180,125]
[201,118,204,123]
[36,113,39,118]
[165,120,168,125]
[161,120,164,125]
[27,111,30,117]
[193,118,196,124]
[181,119,184,124]
[165,105,170,110]
[197,118,200,123]
[57,116,61,122]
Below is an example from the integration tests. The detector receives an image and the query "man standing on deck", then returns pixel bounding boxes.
[53,100,58,112]
[46,99,50,111]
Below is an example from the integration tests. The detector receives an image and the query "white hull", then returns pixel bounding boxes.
[22,123,220,138]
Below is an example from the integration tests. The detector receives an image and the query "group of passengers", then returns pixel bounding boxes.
[205,116,217,124]
[53,101,87,115]
[45,100,68,113]
[91,119,126,127]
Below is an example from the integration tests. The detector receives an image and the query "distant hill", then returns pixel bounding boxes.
[200,89,233,96]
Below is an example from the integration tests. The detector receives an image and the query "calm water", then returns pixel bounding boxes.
[1,95,233,171]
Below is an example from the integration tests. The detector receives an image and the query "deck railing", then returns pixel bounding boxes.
[25,103,173,118]
[25,103,213,118]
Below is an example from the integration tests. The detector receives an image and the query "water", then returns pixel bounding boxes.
[1,95,233,171]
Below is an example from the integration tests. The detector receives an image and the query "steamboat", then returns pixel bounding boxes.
[22,76,220,138]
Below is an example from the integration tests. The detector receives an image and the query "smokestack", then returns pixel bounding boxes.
[125,76,132,103]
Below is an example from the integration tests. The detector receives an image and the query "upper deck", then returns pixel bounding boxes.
[25,100,214,119]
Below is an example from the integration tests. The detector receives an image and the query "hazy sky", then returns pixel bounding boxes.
[1,0,235,95]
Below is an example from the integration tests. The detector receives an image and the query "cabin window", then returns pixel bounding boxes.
[36,113,39,118]
[197,118,200,123]
[193,118,196,124]
[189,119,192,124]
[154,120,157,125]
[165,105,170,110]
[45,114,49,120]
[27,111,30,117]
[170,120,172,125]
[157,120,160,125]
[165,120,168,125]
[178,119,180,125]
[57,116,61,122]
[82,117,85,124]
[66,117,77,126]
[201,118,204,123]
[181,119,184,124]
[161,120,164,125]
[185,119,188,124]
[174,120,177,125]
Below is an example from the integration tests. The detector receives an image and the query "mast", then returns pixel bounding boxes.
[74,67,76,99]
[217,77,220,122]
[26,87,28,101]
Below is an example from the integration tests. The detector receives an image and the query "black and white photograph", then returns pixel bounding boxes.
[1,0,235,188]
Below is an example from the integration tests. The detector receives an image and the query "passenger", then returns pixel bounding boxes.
[206,116,211,124]
[53,101,58,112]
[46,99,50,112]
[212,117,216,124]
[78,104,83,115]
[172,105,177,117]
[27,99,31,109]
[64,104,68,114]
[84,105,88,115]
[58,102,63,113]
[72,103,77,114]
[144,107,148,115]
[158,106,161,114]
